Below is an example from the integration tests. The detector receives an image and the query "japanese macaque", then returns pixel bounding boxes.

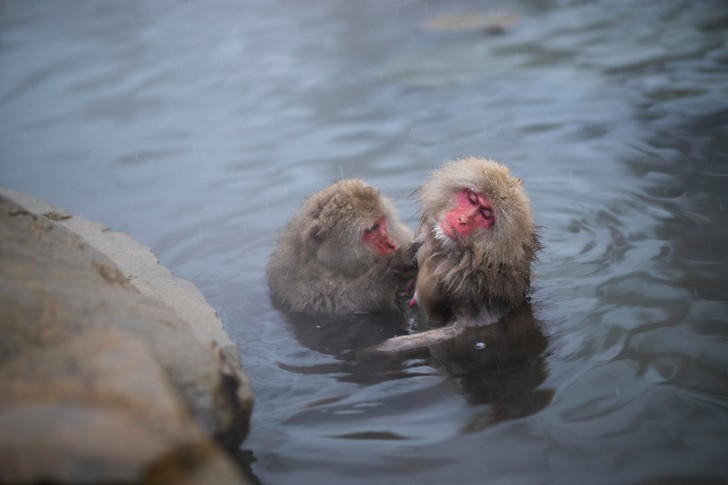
[267,179,415,314]
[376,157,540,352]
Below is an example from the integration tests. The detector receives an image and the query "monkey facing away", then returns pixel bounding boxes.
[267,178,415,314]
[376,157,540,352]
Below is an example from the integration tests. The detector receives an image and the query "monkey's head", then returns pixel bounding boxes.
[419,157,535,261]
[303,179,398,276]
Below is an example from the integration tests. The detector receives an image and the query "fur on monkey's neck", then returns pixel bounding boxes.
[421,229,534,319]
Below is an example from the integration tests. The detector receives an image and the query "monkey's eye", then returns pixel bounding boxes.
[481,208,493,218]
[466,189,478,205]
[364,223,379,235]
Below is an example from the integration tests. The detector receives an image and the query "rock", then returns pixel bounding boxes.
[421,11,522,34]
[0,190,254,484]
[3,190,247,376]
[0,327,242,484]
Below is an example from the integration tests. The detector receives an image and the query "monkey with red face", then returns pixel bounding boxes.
[415,157,539,323]
[267,178,415,314]
[376,157,539,352]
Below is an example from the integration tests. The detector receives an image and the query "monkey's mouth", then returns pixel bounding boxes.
[441,221,456,239]
[439,221,464,243]
[373,240,397,257]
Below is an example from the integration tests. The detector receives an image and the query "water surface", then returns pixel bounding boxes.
[2,1,727,483]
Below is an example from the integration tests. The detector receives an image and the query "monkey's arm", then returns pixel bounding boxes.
[374,321,466,352]
[337,242,418,312]
[373,309,501,353]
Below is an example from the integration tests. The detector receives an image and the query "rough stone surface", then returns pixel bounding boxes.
[0,190,254,484]
[0,327,241,484]
[3,190,247,375]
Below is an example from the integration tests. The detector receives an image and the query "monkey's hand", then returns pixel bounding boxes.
[387,241,419,280]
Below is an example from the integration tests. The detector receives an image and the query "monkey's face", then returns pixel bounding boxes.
[362,217,398,257]
[439,188,495,241]
[420,158,534,256]
[313,212,393,278]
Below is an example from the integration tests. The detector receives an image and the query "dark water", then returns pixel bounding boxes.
[2,0,728,483]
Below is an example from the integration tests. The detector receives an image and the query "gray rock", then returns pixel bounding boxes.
[420,11,522,33]
[0,190,254,484]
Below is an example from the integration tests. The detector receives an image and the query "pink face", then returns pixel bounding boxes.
[363,217,397,257]
[440,188,495,240]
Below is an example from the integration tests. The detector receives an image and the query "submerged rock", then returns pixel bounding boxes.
[0,190,254,484]
[421,11,522,34]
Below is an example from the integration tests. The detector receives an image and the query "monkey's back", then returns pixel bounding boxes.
[266,214,336,313]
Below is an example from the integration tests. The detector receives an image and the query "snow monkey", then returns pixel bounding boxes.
[377,157,540,352]
[267,178,415,314]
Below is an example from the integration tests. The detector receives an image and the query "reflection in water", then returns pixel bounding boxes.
[427,304,553,431]
[279,300,552,430]
[277,304,423,385]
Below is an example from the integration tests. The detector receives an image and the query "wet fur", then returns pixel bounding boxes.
[415,157,540,323]
[267,179,414,313]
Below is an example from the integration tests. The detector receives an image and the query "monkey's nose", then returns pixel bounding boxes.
[384,235,397,250]
[458,207,479,224]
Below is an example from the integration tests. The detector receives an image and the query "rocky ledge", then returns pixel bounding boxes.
[0,189,254,484]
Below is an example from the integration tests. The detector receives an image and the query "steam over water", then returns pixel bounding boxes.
[2,1,727,483]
